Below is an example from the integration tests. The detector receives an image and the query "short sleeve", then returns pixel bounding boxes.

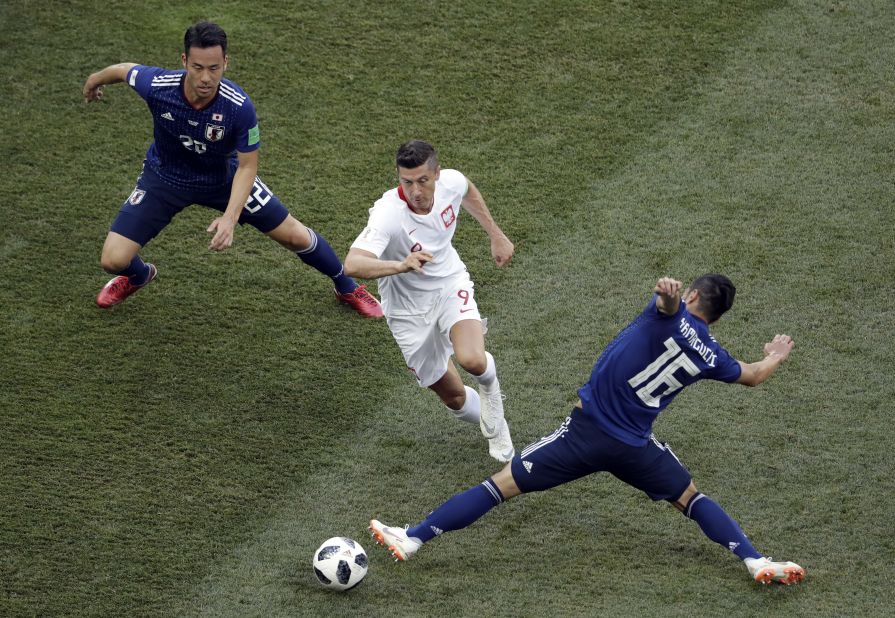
[234,97,260,153]
[705,346,742,383]
[350,202,398,257]
[127,65,165,100]
[642,296,684,320]
[439,169,469,199]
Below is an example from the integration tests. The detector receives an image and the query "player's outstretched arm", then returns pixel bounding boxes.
[654,277,683,315]
[460,181,514,267]
[83,63,137,103]
[735,334,794,387]
[344,248,434,279]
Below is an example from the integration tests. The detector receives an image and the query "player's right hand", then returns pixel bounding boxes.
[207,217,236,251]
[654,277,682,297]
[402,251,434,273]
[83,82,104,103]
[84,75,103,103]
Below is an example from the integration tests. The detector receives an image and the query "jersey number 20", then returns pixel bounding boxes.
[628,338,699,408]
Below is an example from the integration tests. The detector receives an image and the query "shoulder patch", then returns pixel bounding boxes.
[248,125,260,146]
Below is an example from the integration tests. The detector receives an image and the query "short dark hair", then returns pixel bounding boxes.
[690,274,736,323]
[184,21,228,56]
[396,140,438,170]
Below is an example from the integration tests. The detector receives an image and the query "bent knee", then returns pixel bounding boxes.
[492,464,522,500]
[456,352,487,376]
[270,217,311,251]
[672,481,699,512]
[100,252,132,274]
[100,233,141,273]
[440,391,467,411]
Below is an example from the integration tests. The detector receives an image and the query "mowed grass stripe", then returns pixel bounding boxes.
[168,3,885,616]
[3,1,893,616]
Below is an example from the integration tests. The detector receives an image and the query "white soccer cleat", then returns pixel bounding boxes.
[478,383,505,439]
[745,556,805,585]
[488,418,515,463]
[368,519,422,562]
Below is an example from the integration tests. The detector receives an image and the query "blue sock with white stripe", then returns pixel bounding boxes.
[684,493,762,560]
[295,227,357,294]
[406,479,504,543]
[118,255,152,286]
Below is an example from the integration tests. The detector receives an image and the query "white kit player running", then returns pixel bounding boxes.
[345,140,515,462]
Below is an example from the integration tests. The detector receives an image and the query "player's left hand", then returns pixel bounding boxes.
[491,234,514,267]
[763,334,794,362]
[207,217,236,251]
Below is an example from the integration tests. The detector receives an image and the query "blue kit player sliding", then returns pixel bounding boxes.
[370,275,806,586]
[82,21,382,317]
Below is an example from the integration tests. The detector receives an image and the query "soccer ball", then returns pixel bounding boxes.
[312,537,368,591]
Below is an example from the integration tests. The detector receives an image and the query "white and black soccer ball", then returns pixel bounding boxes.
[312,537,368,591]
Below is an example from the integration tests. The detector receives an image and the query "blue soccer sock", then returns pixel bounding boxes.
[684,493,762,560]
[295,228,357,294]
[406,479,505,544]
[118,255,152,286]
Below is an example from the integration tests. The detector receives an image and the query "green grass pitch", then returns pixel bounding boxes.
[1,1,893,616]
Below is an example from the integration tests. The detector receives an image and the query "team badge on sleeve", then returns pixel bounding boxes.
[128,189,146,205]
[205,124,225,142]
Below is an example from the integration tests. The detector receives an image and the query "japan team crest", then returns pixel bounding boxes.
[205,123,225,142]
[128,189,145,205]
[440,205,456,229]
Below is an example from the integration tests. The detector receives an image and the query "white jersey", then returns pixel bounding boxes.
[351,168,471,316]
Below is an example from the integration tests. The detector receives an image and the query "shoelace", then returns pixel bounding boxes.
[108,277,134,295]
[488,391,507,404]
[353,286,379,305]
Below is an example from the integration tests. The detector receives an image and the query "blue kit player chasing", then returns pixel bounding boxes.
[370,275,806,586]
[82,21,382,317]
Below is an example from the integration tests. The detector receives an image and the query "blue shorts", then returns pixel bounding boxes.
[111,165,290,246]
[510,406,692,502]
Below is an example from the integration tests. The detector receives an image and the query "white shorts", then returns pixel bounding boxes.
[386,279,482,388]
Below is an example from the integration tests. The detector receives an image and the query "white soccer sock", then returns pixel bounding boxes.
[473,352,498,389]
[449,386,481,424]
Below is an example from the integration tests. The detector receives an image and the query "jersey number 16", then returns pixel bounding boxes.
[628,338,700,408]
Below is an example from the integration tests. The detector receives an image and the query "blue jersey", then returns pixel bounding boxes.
[578,296,742,447]
[126,65,260,190]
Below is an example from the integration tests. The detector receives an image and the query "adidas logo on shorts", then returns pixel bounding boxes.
[523,460,533,473]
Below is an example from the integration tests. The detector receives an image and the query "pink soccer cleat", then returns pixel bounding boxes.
[96,263,157,308]
[335,285,384,318]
